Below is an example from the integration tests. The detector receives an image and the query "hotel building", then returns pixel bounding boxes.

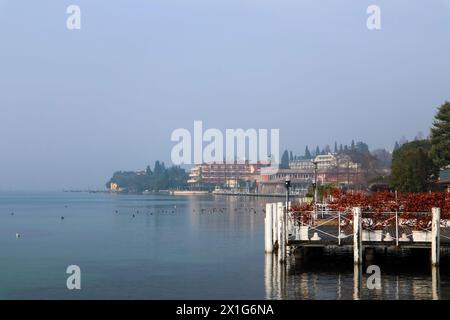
[187,161,271,189]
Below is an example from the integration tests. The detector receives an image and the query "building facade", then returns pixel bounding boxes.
[439,168,450,193]
[187,161,270,189]
[257,153,362,194]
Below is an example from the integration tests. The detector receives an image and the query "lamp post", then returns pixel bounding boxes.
[312,160,318,205]
[285,176,291,244]
[285,175,291,210]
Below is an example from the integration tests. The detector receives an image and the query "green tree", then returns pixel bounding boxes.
[355,142,369,154]
[304,146,312,159]
[430,101,450,169]
[154,161,163,175]
[280,150,290,169]
[393,141,400,151]
[341,140,378,183]
[390,140,437,192]
[106,162,188,192]
[317,183,335,202]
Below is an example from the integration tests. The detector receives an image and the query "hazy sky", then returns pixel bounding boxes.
[1,0,449,190]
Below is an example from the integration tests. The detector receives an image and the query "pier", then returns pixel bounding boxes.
[264,202,449,266]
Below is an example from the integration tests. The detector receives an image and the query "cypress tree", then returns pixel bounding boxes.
[430,101,450,169]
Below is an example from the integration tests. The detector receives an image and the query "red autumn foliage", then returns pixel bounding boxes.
[290,189,450,230]
[291,202,314,225]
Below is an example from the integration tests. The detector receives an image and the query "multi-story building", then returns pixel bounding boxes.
[289,153,359,172]
[288,159,315,171]
[439,168,450,193]
[257,153,362,194]
[187,161,270,189]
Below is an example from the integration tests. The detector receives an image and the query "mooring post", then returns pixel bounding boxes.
[395,211,399,247]
[353,207,362,265]
[278,202,286,264]
[277,202,282,255]
[353,264,362,300]
[338,211,341,246]
[277,202,284,263]
[286,201,292,238]
[272,203,278,248]
[431,207,441,266]
[265,203,274,253]
[264,253,274,299]
[432,265,440,300]
[284,177,291,250]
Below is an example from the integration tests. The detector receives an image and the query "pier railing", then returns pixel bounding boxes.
[289,210,353,245]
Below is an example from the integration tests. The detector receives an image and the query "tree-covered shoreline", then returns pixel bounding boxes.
[390,101,450,192]
[106,161,188,193]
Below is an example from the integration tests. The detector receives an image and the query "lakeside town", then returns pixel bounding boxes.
[106,102,450,198]
[4,0,450,305]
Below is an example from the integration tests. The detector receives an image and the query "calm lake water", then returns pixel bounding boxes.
[0,192,449,300]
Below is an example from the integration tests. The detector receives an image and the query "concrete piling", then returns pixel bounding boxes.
[265,203,274,253]
[272,203,278,247]
[278,202,286,264]
[431,207,441,266]
[353,207,362,265]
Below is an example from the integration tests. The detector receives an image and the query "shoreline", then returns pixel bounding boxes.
[63,189,303,198]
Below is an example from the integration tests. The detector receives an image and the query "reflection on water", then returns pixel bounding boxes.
[265,248,448,300]
[1,192,450,299]
[432,266,440,300]
[0,192,270,299]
